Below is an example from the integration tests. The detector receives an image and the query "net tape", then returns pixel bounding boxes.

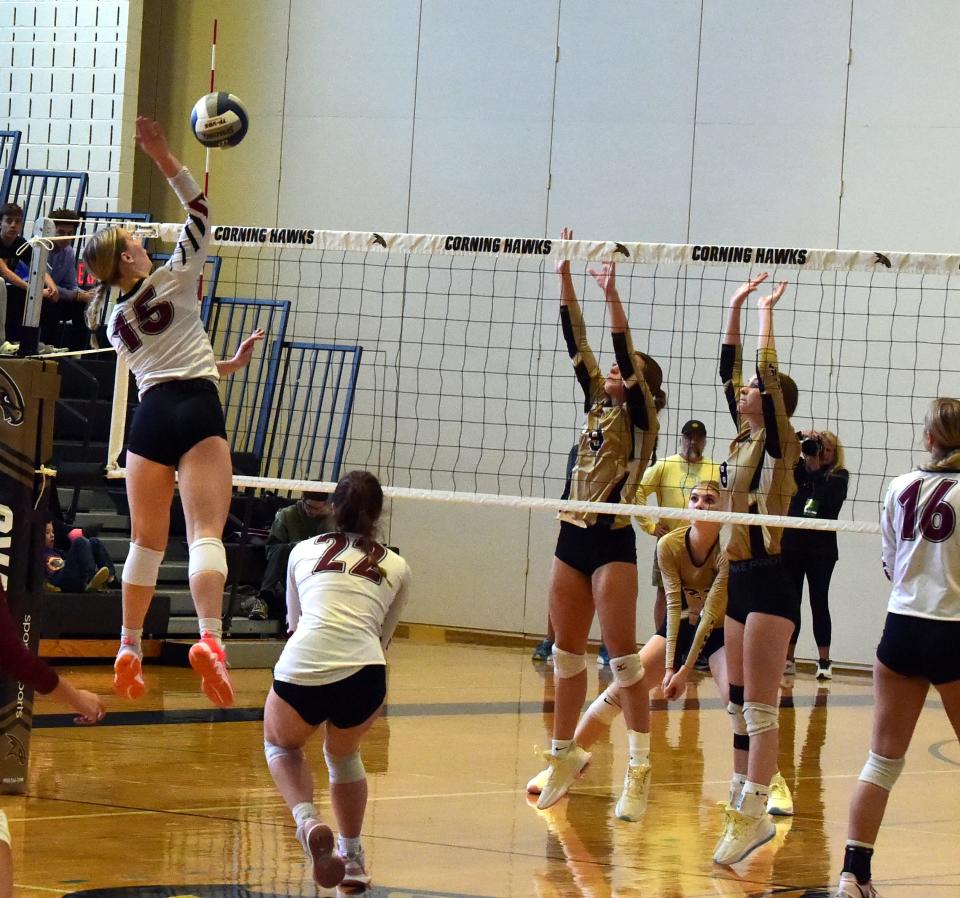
[103,468,881,534]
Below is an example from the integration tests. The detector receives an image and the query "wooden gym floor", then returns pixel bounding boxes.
[6,635,960,898]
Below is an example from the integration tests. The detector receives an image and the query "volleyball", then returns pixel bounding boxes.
[190,91,248,148]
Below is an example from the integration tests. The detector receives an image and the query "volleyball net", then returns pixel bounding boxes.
[95,222,959,533]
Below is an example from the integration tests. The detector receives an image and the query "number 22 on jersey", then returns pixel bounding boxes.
[112,286,175,352]
[312,532,387,584]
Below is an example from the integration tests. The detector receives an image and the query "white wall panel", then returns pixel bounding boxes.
[690,0,849,247]
[548,0,701,242]
[839,1,960,250]
[0,0,143,211]
[408,0,557,234]
[278,0,420,231]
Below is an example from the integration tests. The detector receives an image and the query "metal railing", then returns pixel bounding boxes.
[7,168,87,225]
[0,130,22,203]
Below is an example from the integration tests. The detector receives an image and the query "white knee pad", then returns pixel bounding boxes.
[263,739,304,765]
[726,701,748,736]
[858,751,905,792]
[552,645,587,679]
[743,701,779,737]
[189,537,228,580]
[0,808,9,846]
[610,652,645,688]
[122,543,164,587]
[323,748,365,784]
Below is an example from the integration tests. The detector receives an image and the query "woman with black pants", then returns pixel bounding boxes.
[782,430,849,680]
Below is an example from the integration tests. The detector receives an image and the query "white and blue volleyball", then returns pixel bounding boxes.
[191,92,249,148]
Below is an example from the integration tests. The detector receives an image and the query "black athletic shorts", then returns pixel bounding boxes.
[656,616,725,667]
[555,520,637,576]
[272,664,387,729]
[126,378,227,467]
[725,555,801,625]
[876,612,960,686]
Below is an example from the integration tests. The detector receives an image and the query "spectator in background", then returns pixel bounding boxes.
[0,202,60,349]
[44,521,116,593]
[635,419,721,631]
[42,209,96,351]
[782,429,849,681]
[252,491,335,622]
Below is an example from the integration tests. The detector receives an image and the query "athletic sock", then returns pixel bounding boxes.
[728,772,747,807]
[338,834,361,857]
[736,780,769,818]
[292,802,318,829]
[119,627,143,656]
[626,729,650,767]
[551,738,573,755]
[198,618,223,645]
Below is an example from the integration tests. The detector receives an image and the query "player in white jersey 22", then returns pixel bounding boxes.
[82,117,262,708]
[832,397,960,898]
[263,471,411,891]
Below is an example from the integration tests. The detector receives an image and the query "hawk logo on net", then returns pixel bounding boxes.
[0,367,25,427]
[873,252,892,268]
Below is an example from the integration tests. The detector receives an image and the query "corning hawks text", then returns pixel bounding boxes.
[444,235,552,255]
[212,226,316,245]
[692,245,808,265]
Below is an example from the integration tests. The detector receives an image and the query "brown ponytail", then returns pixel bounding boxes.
[921,397,960,471]
[332,470,384,542]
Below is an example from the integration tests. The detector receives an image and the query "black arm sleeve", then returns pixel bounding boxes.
[611,331,650,431]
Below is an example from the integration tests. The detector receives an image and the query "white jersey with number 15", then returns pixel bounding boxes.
[881,467,960,620]
[105,167,218,400]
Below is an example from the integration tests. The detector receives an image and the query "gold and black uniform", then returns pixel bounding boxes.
[718,343,801,623]
[656,526,727,671]
[554,296,659,575]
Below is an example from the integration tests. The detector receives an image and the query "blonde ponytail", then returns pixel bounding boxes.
[81,227,127,330]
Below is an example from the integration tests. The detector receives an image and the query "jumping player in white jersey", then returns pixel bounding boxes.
[263,471,411,891]
[82,117,262,707]
[832,398,960,898]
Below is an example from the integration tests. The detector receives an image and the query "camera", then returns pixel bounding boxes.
[800,435,823,456]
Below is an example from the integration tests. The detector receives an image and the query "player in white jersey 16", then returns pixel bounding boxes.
[82,116,262,708]
[832,397,960,898]
[263,471,411,891]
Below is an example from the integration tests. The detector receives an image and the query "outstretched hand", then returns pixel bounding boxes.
[232,328,265,369]
[729,272,768,308]
[588,261,617,298]
[555,226,573,275]
[135,116,170,163]
[756,280,788,309]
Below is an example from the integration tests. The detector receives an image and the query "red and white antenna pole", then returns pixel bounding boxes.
[204,18,218,198]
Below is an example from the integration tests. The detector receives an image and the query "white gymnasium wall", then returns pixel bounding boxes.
[10,0,959,665]
[0,0,144,211]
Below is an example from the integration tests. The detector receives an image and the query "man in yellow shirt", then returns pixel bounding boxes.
[635,419,720,629]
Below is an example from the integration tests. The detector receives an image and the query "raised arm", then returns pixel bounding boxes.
[590,261,655,433]
[136,116,211,279]
[557,227,602,407]
[720,274,768,424]
[756,279,787,353]
[755,281,796,456]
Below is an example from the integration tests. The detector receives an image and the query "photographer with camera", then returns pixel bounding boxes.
[782,429,849,681]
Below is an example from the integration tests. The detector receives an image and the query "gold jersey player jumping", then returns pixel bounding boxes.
[535,227,666,821]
